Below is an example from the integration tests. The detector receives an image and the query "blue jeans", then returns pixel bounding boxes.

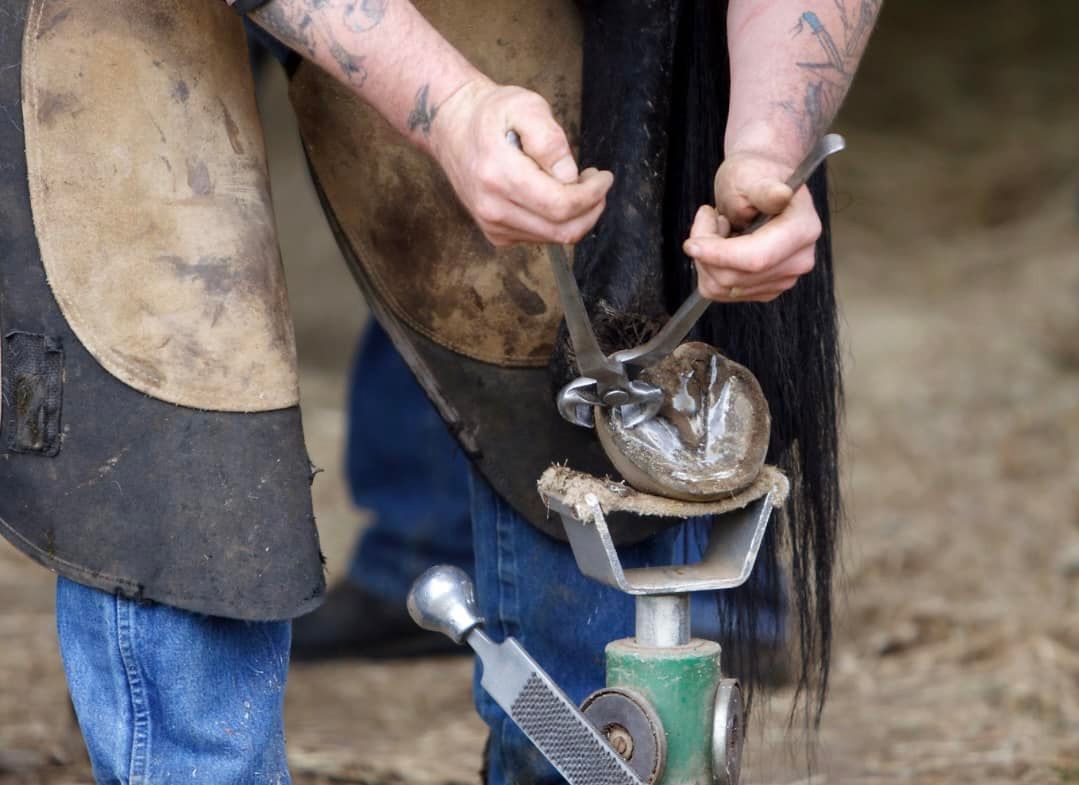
[56,577,291,785]
[469,470,784,785]
[344,323,473,601]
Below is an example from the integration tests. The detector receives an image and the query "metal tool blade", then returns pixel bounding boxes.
[546,244,628,391]
[557,376,601,429]
[466,628,644,785]
[613,133,847,371]
[504,130,633,392]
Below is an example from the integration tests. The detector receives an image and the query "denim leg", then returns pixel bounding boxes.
[345,322,473,602]
[56,577,291,785]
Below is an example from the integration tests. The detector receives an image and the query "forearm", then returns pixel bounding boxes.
[248,0,483,156]
[726,0,880,166]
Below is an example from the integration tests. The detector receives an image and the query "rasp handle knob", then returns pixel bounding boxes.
[407,565,484,644]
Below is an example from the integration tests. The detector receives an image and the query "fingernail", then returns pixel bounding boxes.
[552,156,579,184]
[685,242,700,256]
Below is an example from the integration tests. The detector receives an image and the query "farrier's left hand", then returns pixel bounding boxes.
[682,151,822,303]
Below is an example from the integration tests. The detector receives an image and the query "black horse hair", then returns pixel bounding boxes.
[662,0,844,723]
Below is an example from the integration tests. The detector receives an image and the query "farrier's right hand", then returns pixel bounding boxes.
[430,78,614,247]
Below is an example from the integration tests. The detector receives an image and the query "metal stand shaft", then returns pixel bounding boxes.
[635,594,691,647]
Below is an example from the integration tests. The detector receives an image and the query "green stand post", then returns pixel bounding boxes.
[606,638,720,785]
[540,472,777,785]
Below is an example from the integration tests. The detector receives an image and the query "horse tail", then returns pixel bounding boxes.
[663,0,843,722]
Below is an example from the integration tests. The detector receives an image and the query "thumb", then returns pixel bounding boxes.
[514,105,579,184]
[745,178,794,217]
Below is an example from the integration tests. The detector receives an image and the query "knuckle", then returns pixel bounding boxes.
[802,226,822,247]
[520,90,548,109]
[746,256,770,274]
[795,254,816,275]
[802,215,823,245]
[555,226,579,245]
[712,270,737,288]
[699,279,722,301]
[532,192,558,217]
[486,232,510,247]
[475,199,503,225]
[733,202,757,223]
[551,199,577,222]
[477,163,500,189]
[571,222,595,243]
[580,185,604,209]
[537,133,565,160]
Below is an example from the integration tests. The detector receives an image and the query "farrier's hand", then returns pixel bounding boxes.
[430,77,614,247]
[683,151,821,302]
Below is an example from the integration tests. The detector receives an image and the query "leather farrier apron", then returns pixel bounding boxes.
[0,0,324,621]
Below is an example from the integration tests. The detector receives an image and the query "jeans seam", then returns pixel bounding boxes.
[115,596,151,784]
[490,484,520,784]
[493,490,519,639]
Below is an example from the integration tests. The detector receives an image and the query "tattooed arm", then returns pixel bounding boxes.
[245,0,612,246]
[726,0,879,164]
[684,0,880,302]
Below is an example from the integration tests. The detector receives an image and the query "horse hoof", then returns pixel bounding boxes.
[596,342,770,501]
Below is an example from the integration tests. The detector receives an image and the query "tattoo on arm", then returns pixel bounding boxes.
[251,0,387,90]
[837,0,879,56]
[406,84,438,136]
[780,0,880,144]
[342,0,389,33]
[251,3,318,59]
[328,40,369,88]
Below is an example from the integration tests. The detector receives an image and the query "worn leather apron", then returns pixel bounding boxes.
[0,0,324,621]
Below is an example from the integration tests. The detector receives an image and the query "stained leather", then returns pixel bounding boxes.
[22,0,299,412]
[288,0,582,368]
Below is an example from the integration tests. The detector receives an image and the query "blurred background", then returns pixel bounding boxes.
[1,1,1078,783]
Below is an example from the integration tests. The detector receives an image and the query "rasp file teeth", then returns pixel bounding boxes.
[510,674,639,785]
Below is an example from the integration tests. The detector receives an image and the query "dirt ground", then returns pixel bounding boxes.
[2,2,1078,784]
